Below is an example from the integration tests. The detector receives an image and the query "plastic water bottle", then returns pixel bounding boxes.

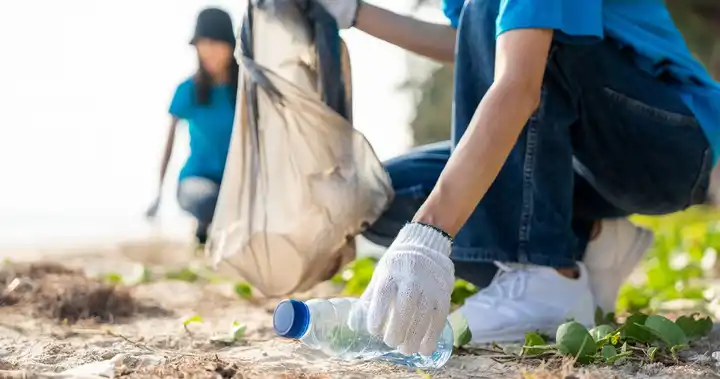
[272,298,453,369]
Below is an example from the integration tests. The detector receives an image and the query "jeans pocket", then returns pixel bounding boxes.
[602,87,701,128]
[581,88,711,215]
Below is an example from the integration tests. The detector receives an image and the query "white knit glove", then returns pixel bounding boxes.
[315,0,361,29]
[357,223,455,356]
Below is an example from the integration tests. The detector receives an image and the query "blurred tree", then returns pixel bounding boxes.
[405,0,720,146]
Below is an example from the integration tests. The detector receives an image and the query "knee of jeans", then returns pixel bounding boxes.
[177,178,219,221]
[362,211,407,248]
[362,191,427,248]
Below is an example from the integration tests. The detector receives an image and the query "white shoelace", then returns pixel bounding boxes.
[471,261,531,306]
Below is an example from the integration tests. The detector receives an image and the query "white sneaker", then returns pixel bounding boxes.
[583,218,654,314]
[455,261,595,344]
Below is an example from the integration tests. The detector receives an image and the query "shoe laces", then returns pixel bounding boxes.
[473,261,530,306]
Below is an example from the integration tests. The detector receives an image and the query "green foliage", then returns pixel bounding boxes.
[555,321,597,359]
[675,313,714,339]
[100,266,152,286]
[234,282,253,299]
[182,314,203,334]
[183,314,203,326]
[210,320,248,345]
[405,64,454,146]
[165,267,200,282]
[618,207,720,314]
[450,280,479,306]
[455,310,712,365]
[331,257,379,296]
[448,309,472,347]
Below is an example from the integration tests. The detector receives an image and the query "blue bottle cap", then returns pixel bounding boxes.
[273,299,310,339]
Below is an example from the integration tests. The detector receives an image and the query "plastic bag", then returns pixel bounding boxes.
[206,0,394,297]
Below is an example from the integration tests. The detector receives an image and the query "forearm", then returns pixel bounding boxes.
[354,3,456,63]
[159,119,178,184]
[413,83,541,236]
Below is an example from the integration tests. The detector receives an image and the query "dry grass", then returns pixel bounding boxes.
[0,262,169,323]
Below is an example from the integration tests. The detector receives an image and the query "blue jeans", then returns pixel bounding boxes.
[363,0,713,288]
[177,177,220,238]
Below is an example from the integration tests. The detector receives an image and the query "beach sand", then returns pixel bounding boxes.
[0,239,718,379]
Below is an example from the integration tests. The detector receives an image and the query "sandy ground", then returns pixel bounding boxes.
[0,240,719,379]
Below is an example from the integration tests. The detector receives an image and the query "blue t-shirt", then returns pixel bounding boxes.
[169,78,236,183]
[442,0,720,163]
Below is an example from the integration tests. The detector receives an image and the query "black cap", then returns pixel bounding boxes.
[190,8,235,47]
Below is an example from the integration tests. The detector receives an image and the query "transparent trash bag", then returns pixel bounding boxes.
[206,0,394,297]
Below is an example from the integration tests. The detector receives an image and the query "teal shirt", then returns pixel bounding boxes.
[169,78,236,183]
[443,0,720,163]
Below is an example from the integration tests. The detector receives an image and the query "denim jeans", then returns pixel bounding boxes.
[177,177,220,236]
[363,0,713,288]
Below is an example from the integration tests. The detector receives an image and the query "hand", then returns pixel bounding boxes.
[315,0,360,29]
[358,223,454,356]
[145,195,161,219]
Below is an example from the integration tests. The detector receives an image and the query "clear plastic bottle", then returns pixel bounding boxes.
[272,298,453,369]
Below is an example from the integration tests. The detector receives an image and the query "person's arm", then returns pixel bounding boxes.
[354,3,456,63]
[412,28,554,235]
[161,80,193,186]
[145,116,178,219]
[158,117,179,187]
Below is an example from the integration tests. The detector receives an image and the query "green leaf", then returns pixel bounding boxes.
[589,325,615,342]
[556,321,596,358]
[233,282,253,299]
[103,272,123,285]
[451,280,479,306]
[183,315,203,326]
[601,345,617,360]
[670,344,688,360]
[644,315,689,346]
[449,310,472,348]
[594,307,617,326]
[231,321,247,340]
[675,313,713,340]
[606,351,633,365]
[622,313,654,342]
[594,307,604,327]
[521,332,547,356]
[601,344,632,365]
[647,346,659,361]
[166,267,199,282]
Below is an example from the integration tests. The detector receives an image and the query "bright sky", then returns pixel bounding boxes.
[0,0,446,249]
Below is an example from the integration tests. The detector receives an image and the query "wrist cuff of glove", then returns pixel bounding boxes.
[396,222,453,256]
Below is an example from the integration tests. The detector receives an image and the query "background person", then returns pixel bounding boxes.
[147,7,238,245]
